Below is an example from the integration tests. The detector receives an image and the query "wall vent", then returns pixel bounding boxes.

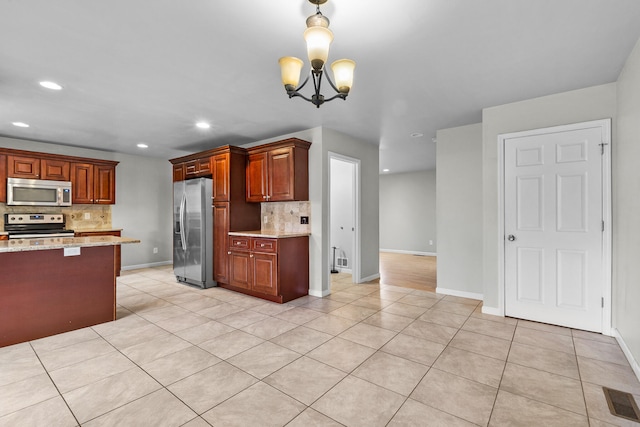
[337,257,348,268]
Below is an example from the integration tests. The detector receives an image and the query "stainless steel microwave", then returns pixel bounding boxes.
[6,177,72,206]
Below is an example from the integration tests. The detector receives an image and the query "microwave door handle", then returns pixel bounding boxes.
[180,193,187,251]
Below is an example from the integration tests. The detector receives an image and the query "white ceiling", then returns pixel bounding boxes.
[1,0,640,173]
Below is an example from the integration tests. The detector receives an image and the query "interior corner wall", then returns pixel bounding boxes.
[614,36,640,370]
[379,170,436,254]
[0,136,173,268]
[436,123,483,296]
[243,126,379,294]
[481,82,618,310]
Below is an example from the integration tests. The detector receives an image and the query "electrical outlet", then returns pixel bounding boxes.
[429,240,433,245]
[153,247,158,254]
[84,212,91,220]
[263,216,268,224]
[300,216,309,224]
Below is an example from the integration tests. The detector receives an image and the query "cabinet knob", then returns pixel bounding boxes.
[250,254,254,258]
[227,251,231,255]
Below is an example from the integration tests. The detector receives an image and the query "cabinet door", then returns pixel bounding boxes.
[229,250,252,290]
[0,154,6,202]
[94,165,116,204]
[253,252,278,296]
[41,159,70,181]
[213,202,230,283]
[71,163,94,204]
[7,155,40,179]
[268,147,295,201]
[212,153,230,201]
[246,152,268,202]
[173,164,185,182]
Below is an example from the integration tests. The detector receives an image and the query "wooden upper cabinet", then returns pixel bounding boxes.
[7,155,40,179]
[246,138,310,202]
[246,152,268,202]
[41,159,70,181]
[71,162,116,204]
[269,147,295,201]
[212,153,230,201]
[173,164,185,182]
[0,154,6,203]
[1,149,117,203]
[71,163,94,204]
[184,157,212,179]
[94,164,116,204]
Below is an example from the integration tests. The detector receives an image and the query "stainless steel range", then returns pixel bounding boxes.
[3,213,75,239]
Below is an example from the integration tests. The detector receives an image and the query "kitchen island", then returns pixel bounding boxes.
[0,236,139,347]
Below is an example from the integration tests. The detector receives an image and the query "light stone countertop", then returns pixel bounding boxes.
[72,228,124,233]
[0,236,140,253]
[228,230,311,238]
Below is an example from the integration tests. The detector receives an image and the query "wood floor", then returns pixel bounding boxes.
[331,252,437,292]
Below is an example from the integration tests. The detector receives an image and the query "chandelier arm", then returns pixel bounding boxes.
[321,93,348,103]
[323,71,342,94]
[287,91,315,103]
[294,72,311,92]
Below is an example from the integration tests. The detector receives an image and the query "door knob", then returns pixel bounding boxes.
[507,235,516,242]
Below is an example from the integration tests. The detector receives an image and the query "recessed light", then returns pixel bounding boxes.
[196,122,211,129]
[137,143,148,148]
[12,122,29,128]
[39,81,63,90]
[383,169,390,172]
[410,132,424,138]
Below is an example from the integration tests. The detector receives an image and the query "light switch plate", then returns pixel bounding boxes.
[84,213,91,220]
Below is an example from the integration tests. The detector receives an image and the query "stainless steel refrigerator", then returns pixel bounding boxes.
[173,177,215,288]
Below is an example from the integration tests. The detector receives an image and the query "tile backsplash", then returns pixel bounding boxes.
[261,201,311,234]
[0,204,112,230]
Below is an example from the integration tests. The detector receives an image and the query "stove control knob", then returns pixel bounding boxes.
[10,216,15,221]
[18,217,23,221]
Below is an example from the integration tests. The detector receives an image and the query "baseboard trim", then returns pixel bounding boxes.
[380,249,437,257]
[612,328,640,383]
[435,287,483,301]
[481,306,502,316]
[122,260,172,271]
[360,273,381,283]
[309,288,330,298]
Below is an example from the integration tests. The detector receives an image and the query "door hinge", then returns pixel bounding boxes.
[602,220,605,232]
[599,142,609,155]
[601,297,604,308]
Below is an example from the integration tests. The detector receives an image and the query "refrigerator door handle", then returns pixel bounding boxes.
[179,193,187,251]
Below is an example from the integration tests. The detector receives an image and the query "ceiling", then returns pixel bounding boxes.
[1,1,640,174]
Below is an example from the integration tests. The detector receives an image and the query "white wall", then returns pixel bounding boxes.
[481,83,617,310]
[436,123,483,297]
[614,37,640,372]
[379,170,436,254]
[0,136,173,268]
[330,157,354,270]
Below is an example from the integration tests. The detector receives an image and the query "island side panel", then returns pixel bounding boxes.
[0,245,116,347]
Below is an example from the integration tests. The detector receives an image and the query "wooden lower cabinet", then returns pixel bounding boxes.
[225,235,309,303]
[75,230,122,276]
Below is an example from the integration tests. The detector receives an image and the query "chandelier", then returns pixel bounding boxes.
[279,0,356,108]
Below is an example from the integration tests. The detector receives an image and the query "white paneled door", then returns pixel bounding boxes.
[503,120,610,332]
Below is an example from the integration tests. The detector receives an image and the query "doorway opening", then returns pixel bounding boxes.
[329,153,360,287]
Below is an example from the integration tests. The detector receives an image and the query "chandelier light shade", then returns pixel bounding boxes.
[279,0,355,108]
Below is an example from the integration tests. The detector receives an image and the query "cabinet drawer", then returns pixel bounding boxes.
[229,236,250,251]
[252,238,277,253]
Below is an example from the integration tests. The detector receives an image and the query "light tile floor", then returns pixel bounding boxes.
[1,267,639,426]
